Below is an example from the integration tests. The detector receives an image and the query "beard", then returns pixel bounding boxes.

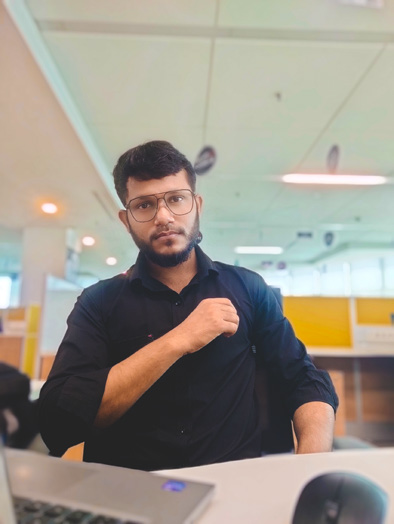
[129,214,200,268]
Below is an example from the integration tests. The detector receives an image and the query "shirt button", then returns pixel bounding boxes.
[174,301,181,306]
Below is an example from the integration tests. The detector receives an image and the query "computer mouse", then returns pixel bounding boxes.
[292,471,388,524]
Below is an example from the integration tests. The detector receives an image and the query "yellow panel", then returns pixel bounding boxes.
[21,305,41,377]
[22,335,37,378]
[356,298,394,325]
[283,297,352,347]
[26,304,41,333]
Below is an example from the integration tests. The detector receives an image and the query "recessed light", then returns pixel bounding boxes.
[235,246,283,255]
[282,174,386,185]
[82,236,96,247]
[41,202,58,214]
[106,257,117,266]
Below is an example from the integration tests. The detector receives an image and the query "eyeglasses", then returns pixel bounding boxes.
[126,189,195,223]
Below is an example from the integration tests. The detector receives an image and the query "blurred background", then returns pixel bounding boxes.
[1,0,394,302]
[1,0,394,448]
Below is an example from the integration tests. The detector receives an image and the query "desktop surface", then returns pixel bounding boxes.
[160,447,393,523]
[5,446,393,523]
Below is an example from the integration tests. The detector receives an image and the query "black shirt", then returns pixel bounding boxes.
[38,246,338,470]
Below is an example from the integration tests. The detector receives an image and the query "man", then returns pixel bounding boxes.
[38,140,338,471]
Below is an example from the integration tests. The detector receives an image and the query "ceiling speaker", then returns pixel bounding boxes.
[194,146,217,175]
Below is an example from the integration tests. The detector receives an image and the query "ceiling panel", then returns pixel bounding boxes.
[219,0,394,33]
[27,0,217,27]
[205,39,382,181]
[41,33,211,126]
[198,177,281,223]
[302,44,394,174]
[208,40,380,140]
[2,0,394,285]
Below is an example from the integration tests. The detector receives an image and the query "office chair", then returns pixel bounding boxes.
[254,356,375,454]
[254,353,295,455]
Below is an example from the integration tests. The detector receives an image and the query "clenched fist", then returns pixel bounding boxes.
[174,298,239,354]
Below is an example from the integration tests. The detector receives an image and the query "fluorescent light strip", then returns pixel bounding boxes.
[235,246,283,255]
[282,174,386,185]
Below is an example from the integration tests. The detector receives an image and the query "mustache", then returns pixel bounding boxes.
[150,226,185,241]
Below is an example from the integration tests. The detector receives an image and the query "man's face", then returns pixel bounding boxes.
[119,170,203,267]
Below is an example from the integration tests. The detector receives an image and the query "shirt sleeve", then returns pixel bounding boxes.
[38,285,111,456]
[251,276,338,418]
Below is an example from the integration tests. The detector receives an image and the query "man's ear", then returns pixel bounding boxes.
[118,209,130,232]
[195,194,203,215]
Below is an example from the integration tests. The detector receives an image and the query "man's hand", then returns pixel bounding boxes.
[95,298,239,427]
[173,298,239,354]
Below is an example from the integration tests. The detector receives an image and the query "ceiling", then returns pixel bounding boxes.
[1,0,394,285]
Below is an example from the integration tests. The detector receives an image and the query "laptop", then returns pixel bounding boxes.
[0,439,215,523]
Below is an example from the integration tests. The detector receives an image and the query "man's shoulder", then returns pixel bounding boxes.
[213,259,265,283]
[210,259,271,299]
[81,271,131,300]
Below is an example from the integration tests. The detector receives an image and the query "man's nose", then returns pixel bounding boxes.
[154,198,174,225]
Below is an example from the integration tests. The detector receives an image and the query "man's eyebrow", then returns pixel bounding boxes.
[130,191,166,201]
[130,189,189,201]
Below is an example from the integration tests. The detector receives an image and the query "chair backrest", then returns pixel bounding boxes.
[254,285,294,454]
[254,359,295,454]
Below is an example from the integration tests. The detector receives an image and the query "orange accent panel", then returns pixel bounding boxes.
[283,297,352,347]
[356,298,394,325]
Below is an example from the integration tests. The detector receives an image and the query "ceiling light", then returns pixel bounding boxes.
[82,236,96,247]
[106,257,117,266]
[235,246,283,255]
[41,202,58,214]
[282,174,386,185]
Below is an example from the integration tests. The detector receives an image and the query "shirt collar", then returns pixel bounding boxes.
[194,245,218,280]
[127,245,218,290]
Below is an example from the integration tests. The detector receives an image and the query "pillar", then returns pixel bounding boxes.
[19,227,80,377]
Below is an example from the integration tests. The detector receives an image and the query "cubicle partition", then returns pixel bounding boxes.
[284,296,394,446]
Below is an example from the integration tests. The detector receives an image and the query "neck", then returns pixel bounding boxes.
[147,249,198,293]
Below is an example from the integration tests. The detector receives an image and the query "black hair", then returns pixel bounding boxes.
[112,140,196,206]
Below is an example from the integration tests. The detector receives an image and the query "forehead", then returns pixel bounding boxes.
[126,169,191,200]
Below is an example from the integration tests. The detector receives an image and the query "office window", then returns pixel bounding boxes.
[290,268,315,296]
[320,263,347,296]
[384,257,394,292]
[0,276,12,308]
[351,259,382,295]
[262,271,290,296]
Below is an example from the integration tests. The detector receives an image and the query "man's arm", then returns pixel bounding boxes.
[94,297,239,427]
[39,295,239,453]
[292,401,335,454]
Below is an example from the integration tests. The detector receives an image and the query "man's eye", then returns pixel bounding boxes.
[168,195,184,204]
[136,201,153,210]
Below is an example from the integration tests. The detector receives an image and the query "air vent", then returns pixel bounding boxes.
[297,232,313,239]
[335,0,383,8]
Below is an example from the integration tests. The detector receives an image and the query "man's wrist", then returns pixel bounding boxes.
[160,328,192,358]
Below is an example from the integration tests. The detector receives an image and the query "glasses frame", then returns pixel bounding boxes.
[126,188,196,223]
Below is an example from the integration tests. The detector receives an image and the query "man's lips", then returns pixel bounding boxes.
[153,230,182,241]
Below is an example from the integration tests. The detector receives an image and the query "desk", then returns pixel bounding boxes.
[161,448,394,523]
[308,347,394,444]
[0,335,24,368]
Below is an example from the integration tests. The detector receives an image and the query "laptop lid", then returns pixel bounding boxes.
[0,438,17,524]
[5,446,215,523]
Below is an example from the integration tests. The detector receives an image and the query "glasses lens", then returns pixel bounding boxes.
[164,190,194,215]
[129,195,158,222]
[128,189,194,222]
